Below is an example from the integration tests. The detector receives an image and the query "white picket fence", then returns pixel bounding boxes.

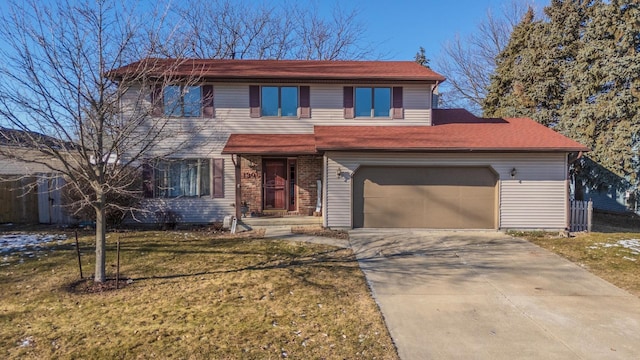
[570,200,593,232]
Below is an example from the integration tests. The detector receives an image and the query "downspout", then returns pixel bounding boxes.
[323,154,328,228]
[231,154,241,219]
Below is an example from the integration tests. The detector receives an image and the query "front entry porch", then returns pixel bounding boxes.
[239,155,322,217]
[240,215,323,227]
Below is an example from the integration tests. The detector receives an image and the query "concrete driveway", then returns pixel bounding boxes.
[349,230,640,360]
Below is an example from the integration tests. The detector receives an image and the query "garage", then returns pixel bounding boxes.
[352,166,497,228]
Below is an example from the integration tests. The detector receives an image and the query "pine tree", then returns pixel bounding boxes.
[483,0,640,196]
[414,46,430,68]
[483,9,545,120]
[560,0,640,190]
[483,2,592,127]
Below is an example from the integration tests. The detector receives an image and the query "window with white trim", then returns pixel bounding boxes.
[163,85,202,117]
[153,159,210,198]
[355,87,391,117]
[261,86,298,117]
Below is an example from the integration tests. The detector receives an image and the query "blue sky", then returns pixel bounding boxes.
[0,0,541,62]
[266,0,542,61]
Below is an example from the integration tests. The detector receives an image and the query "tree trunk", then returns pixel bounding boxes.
[574,177,584,201]
[94,192,107,283]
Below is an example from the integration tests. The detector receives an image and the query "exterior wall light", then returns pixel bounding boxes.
[337,167,342,178]
[510,168,517,178]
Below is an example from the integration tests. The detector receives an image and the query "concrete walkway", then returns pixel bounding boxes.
[261,225,350,248]
[349,229,640,360]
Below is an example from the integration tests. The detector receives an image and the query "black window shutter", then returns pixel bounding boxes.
[299,86,310,118]
[202,85,214,118]
[150,84,163,116]
[212,158,224,198]
[343,86,354,119]
[249,85,260,118]
[392,87,403,119]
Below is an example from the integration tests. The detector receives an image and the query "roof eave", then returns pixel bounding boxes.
[317,147,590,153]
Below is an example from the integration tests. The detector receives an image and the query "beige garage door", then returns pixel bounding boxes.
[353,166,497,228]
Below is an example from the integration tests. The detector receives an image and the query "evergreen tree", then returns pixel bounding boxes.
[483,2,592,127]
[560,0,640,190]
[483,9,546,121]
[415,46,430,68]
[484,0,640,196]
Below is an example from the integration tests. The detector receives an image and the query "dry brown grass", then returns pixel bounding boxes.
[290,225,349,240]
[513,211,640,298]
[0,230,397,359]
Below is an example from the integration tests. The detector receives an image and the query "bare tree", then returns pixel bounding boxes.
[0,0,374,283]
[0,0,202,283]
[291,3,371,60]
[435,1,532,113]
[165,0,373,60]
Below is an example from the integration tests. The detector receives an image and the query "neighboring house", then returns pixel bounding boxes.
[112,59,588,230]
[0,146,70,224]
[583,185,638,214]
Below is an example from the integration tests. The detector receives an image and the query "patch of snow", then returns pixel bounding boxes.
[588,239,640,257]
[623,256,637,262]
[19,336,34,347]
[618,239,640,253]
[0,233,67,254]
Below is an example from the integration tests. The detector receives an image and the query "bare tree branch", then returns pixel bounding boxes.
[435,1,533,113]
[0,0,206,282]
[164,0,374,60]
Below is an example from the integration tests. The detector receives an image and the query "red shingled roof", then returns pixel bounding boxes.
[222,134,317,155]
[221,110,589,155]
[110,58,446,82]
[314,110,589,152]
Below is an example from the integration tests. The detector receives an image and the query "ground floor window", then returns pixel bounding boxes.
[156,159,210,198]
[143,159,222,198]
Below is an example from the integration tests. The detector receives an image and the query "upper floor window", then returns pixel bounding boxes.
[261,86,298,117]
[163,85,202,117]
[250,85,309,119]
[355,87,391,117]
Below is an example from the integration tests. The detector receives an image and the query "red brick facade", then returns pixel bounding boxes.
[239,155,322,216]
[240,155,263,215]
[297,155,322,215]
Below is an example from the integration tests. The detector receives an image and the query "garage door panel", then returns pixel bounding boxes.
[363,196,422,213]
[364,209,423,228]
[364,182,432,198]
[354,166,496,229]
[424,201,462,228]
[460,201,496,228]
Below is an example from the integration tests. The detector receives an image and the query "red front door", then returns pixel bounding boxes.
[264,159,287,209]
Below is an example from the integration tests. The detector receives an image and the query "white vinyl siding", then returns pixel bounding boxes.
[117,81,440,224]
[403,85,432,123]
[500,181,567,229]
[324,152,568,230]
[120,85,236,224]
[217,84,433,134]
[123,83,435,137]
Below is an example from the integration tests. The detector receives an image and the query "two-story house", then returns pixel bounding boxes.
[112,59,588,230]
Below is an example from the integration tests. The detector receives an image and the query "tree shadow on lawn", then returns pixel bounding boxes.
[592,211,640,233]
[129,246,357,282]
[63,244,359,294]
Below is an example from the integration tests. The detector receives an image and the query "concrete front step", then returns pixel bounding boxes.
[239,216,322,228]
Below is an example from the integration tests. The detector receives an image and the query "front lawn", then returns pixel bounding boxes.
[514,211,640,297]
[0,230,397,359]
